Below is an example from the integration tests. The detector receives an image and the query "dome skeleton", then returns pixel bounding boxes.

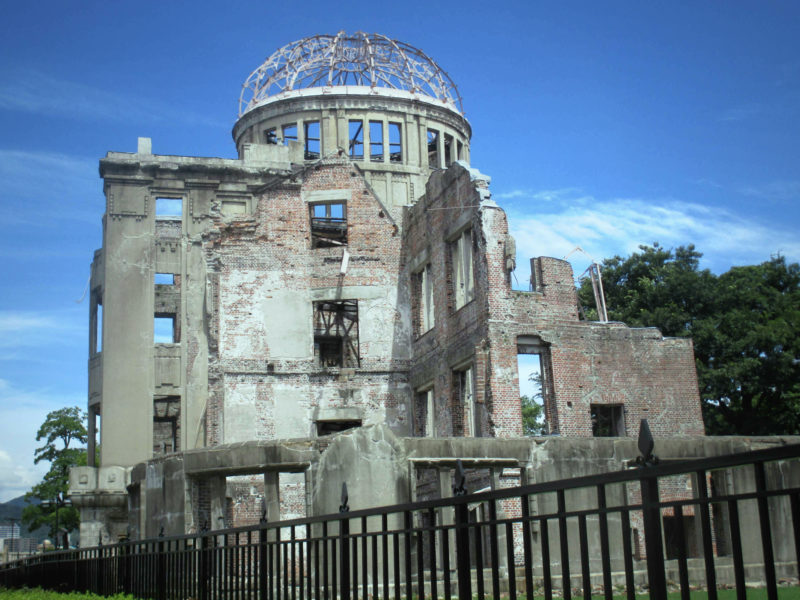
[239,31,464,116]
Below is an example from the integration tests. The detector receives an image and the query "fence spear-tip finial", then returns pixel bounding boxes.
[453,459,467,496]
[636,419,659,467]
[339,482,349,513]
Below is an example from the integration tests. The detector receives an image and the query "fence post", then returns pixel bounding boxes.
[157,528,166,600]
[339,482,350,600]
[199,526,209,600]
[259,505,268,600]
[453,460,472,600]
[636,420,667,600]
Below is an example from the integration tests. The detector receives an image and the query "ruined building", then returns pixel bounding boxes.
[70,32,706,546]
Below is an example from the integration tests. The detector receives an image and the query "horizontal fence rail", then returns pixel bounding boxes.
[3,442,800,600]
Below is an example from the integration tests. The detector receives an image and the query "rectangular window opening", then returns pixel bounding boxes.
[348,120,364,159]
[451,229,475,310]
[317,420,362,436]
[264,128,277,144]
[452,365,476,437]
[591,404,625,437]
[414,263,435,335]
[518,336,554,435]
[369,120,384,162]
[457,140,464,161]
[154,313,178,344]
[91,293,103,355]
[310,201,347,248]
[389,122,402,162]
[153,395,180,455]
[304,121,320,160]
[415,387,435,437]
[282,124,298,145]
[313,300,359,368]
[155,197,182,220]
[444,133,454,167]
[154,273,174,285]
[427,129,440,169]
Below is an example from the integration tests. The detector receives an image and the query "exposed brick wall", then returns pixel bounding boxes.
[403,163,704,441]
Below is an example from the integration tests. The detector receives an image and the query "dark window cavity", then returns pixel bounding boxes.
[309,201,347,248]
[591,404,625,437]
[313,300,359,368]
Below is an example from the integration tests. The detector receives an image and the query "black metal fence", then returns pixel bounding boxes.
[2,441,800,600]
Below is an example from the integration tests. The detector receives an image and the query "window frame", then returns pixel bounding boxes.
[451,229,475,310]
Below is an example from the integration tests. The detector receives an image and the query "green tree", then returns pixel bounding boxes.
[521,372,547,435]
[579,244,800,435]
[22,407,88,545]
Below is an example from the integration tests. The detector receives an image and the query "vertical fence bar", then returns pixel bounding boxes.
[791,492,800,583]
[260,523,268,600]
[695,468,717,599]
[557,489,571,600]
[540,518,553,600]
[428,507,437,600]
[521,494,535,600]
[620,509,635,600]
[415,512,424,600]
[440,507,451,600]
[381,514,389,600]
[473,510,484,600]
[489,498,501,600]
[754,461,778,600]
[640,471,667,600]
[454,497,471,600]
[726,499,746,600]
[403,510,413,600]
[340,495,351,600]
[596,485,612,600]
[322,521,329,600]
[578,514,590,600]
[673,504,690,600]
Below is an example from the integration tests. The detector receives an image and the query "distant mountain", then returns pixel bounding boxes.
[0,495,46,540]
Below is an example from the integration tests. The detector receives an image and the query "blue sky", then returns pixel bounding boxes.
[1,1,799,501]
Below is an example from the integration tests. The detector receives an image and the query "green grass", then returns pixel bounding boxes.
[0,588,133,600]
[2,588,798,600]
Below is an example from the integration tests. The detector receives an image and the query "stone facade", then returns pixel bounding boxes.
[69,33,704,546]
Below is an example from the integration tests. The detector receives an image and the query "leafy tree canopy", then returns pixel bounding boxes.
[521,372,547,436]
[578,244,800,435]
[22,407,88,544]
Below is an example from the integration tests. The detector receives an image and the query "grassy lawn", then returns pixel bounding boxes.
[2,588,799,599]
[0,589,132,600]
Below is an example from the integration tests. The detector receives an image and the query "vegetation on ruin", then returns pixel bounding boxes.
[578,243,800,435]
[20,407,88,544]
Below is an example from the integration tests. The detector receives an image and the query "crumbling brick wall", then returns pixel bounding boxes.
[404,162,704,440]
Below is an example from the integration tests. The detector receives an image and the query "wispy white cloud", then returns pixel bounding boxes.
[0,309,84,350]
[739,180,800,201]
[501,190,800,288]
[0,149,99,225]
[0,68,228,128]
[494,187,585,202]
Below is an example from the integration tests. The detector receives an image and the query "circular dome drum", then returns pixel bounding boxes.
[239,31,464,116]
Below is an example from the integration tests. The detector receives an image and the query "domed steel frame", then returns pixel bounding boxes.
[239,31,464,116]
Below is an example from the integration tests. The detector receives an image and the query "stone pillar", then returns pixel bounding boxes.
[490,468,510,577]
[438,467,456,571]
[264,471,281,523]
[208,476,227,531]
